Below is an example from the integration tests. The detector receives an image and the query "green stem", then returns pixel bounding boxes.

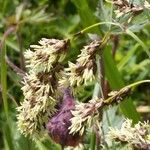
[1,43,9,119]
[90,131,96,150]
[96,55,104,98]
[70,21,123,40]
[104,80,150,104]
[0,27,15,150]
[80,22,123,34]
[125,80,150,89]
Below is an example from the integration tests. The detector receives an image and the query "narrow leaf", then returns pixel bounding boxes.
[118,43,139,70]
[126,29,150,58]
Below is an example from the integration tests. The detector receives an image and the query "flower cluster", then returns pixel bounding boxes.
[69,87,131,136]
[60,40,100,87]
[24,38,69,74]
[17,38,69,138]
[16,36,140,149]
[69,98,102,135]
[113,0,150,19]
[104,87,130,104]
[108,119,150,150]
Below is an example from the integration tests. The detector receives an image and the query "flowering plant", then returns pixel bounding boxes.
[15,0,150,149]
[16,35,150,149]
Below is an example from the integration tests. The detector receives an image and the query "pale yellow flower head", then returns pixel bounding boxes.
[61,40,100,87]
[17,38,69,138]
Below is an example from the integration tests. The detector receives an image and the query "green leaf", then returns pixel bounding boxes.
[103,47,123,89]
[103,48,140,123]
[1,42,15,150]
[71,0,100,33]
[126,29,150,59]
[118,43,139,70]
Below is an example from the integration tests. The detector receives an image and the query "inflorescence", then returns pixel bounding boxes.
[69,87,131,136]
[16,37,150,149]
[108,119,150,150]
[113,0,150,19]
[17,38,69,138]
[16,39,132,141]
[59,40,100,87]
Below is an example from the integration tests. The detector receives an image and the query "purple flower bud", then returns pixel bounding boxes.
[46,88,82,147]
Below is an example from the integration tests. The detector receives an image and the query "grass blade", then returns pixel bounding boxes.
[118,43,139,70]
[1,43,8,118]
[103,48,140,122]
[71,0,100,33]
[126,29,150,58]
[1,43,15,150]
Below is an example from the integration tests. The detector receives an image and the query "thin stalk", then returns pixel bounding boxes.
[125,80,150,89]
[6,56,25,78]
[1,43,9,119]
[0,85,19,107]
[7,92,19,107]
[80,22,123,34]
[104,80,150,104]
[0,26,16,150]
[0,26,16,49]
[112,35,119,58]
[71,22,150,59]
[95,56,103,150]
[71,21,123,40]
[91,80,150,111]
[96,56,104,99]
[16,32,26,71]
[126,29,150,59]
[1,43,15,150]
[80,25,150,59]
[90,131,96,150]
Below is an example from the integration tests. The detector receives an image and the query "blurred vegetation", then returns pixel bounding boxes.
[0,0,150,150]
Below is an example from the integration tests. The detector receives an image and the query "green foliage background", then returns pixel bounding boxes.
[0,0,149,149]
